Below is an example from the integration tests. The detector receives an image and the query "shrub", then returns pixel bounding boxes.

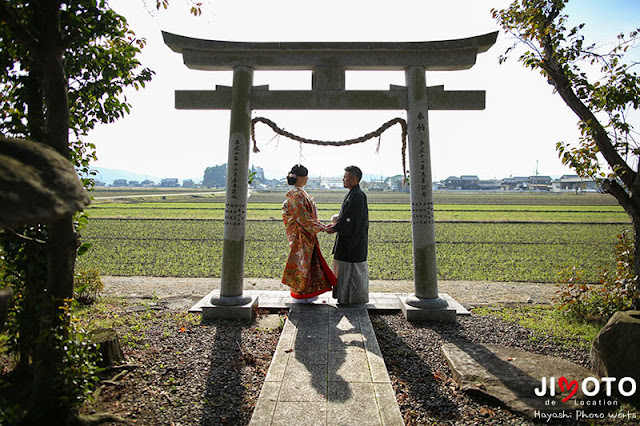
[74,269,104,305]
[555,230,640,320]
[54,299,101,409]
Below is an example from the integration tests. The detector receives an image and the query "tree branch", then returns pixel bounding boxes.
[602,179,640,222]
[540,39,637,189]
[3,228,46,245]
[0,1,38,50]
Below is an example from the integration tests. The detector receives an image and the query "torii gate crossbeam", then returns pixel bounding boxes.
[163,31,498,321]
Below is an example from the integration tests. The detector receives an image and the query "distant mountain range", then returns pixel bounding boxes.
[92,167,167,185]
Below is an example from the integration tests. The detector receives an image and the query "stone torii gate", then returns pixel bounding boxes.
[163,31,498,321]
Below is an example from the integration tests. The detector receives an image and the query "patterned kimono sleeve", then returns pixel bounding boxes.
[282,199,296,243]
[289,190,326,236]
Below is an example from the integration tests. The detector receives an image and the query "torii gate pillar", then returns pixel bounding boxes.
[401,66,455,321]
[214,66,255,303]
[163,31,498,321]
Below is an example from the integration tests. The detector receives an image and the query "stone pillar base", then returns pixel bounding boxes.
[400,294,457,322]
[201,295,259,320]
[405,294,448,309]
[210,294,254,306]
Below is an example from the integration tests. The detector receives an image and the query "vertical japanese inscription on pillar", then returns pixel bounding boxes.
[224,133,248,236]
[411,111,434,225]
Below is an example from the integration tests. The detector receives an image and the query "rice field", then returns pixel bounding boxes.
[78,190,631,283]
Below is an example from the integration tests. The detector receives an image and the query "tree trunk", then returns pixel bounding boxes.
[541,40,640,307]
[26,62,46,142]
[27,2,79,423]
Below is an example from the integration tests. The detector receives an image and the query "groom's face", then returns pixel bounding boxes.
[343,172,357,189]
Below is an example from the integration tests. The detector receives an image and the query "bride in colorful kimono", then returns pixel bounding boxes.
[282,164,337,301]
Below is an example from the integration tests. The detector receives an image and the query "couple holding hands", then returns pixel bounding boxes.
[281,164,369,304]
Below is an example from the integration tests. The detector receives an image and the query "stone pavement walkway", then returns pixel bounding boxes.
[102,276,559,311]
[189,289,469,315]
[249,304,404,426]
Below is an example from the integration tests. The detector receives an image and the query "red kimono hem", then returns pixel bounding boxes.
[283,244,337,300]
[290,287,332,299]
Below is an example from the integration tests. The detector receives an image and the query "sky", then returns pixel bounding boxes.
[87,0,640,183]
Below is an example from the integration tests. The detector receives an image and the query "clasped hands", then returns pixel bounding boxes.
[323,213,339,234]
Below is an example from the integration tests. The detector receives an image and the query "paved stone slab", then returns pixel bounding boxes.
[190,289,470,315]
[328,382,380,424]
[442,341,615,419]
[249,304,404,425]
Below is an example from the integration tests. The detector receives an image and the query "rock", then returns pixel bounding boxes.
[591,310,640,399]
[0,136,90,227]
[442,341,609,418]
[89,328,125,367]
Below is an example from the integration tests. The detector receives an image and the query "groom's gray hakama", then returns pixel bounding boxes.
[332,184,369,304]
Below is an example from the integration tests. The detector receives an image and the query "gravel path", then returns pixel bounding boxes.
[80,298,637,425]
[84,277,639,425]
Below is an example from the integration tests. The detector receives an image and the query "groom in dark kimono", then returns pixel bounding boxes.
[328,165,369,304]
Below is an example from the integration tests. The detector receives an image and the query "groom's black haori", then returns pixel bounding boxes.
[332,166,370,304]
[333,184,368,263]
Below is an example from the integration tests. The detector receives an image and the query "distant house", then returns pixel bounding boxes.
[322,177,344,189]
[500,176,549,191]
[128,180,140,187]
[551,175,598,192]
[386,175,408,192]
[141,179,155,187]
[260,178,281,188]
[112,179,127,187]
[442,175,479,190]
[306,176,323,189]
[367,181,389,191]
[160,178,180,187]
[478,179,499,190]
[500,177,519,191]
[460,175,480,190]
[528,175,552,191]
[442,176,463,189]
[182,179,196,188]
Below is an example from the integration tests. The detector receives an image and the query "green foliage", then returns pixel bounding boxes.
[203,164,228,188]
[54,300,101,409]
[492,0,640,211]
[0,226,47,366]
[473,305,602,350]
[554,230,640,320]
[155,0,203,16]
[0,1,153,419]
[74,269,104,306]
[0,0,154,184]
[493,0,640,317]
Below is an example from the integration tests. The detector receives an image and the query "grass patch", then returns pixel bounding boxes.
[473,305,605,350]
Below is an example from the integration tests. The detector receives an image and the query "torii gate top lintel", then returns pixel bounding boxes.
[162,31,498,71]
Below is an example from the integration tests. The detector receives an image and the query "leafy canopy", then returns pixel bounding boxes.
[492,0,640,186]
[0,0,154,184]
